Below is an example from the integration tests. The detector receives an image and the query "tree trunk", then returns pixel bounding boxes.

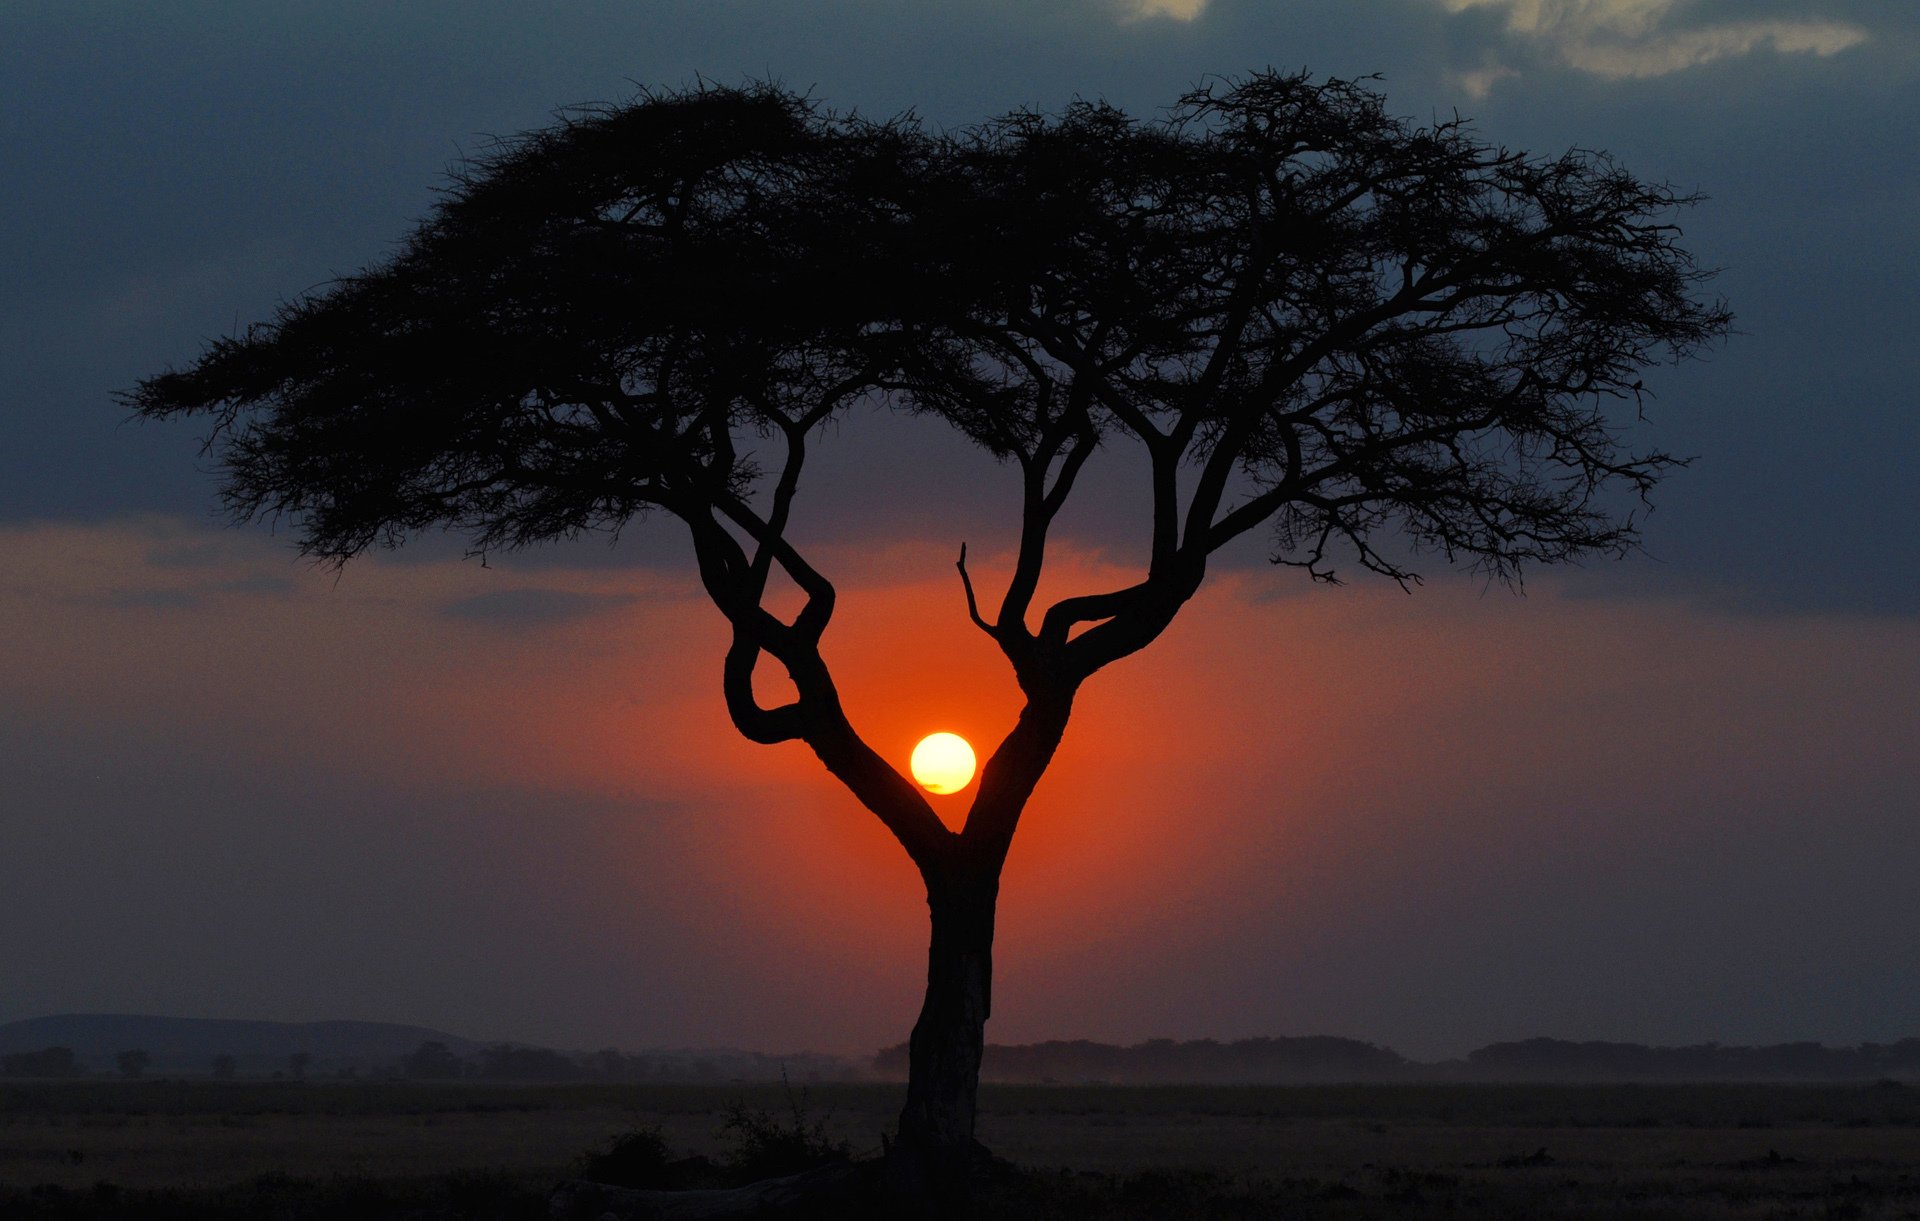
[892,875,998,1190]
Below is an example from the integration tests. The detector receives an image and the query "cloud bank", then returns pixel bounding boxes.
[1443,0,1868,92]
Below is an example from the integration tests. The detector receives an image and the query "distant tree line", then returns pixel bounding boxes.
[1461,1039,1920,1082]
[0,1040,858,1083]
[0,1047,161,1079]
[10,1036,1920,1083]
[0,1047,83,1078]
[875,1037,1409,1084]
[0,1046,311,1080]
[396,1042,861,1084]
[876,1037,1920,1084]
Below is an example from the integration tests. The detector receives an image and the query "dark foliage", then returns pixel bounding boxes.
[571,1125,673,1186]
[125,83,927,562]
[570,1126,730,1191]
[401,1040,469,1080]
[568,1077,850,1192]
[718,1080,852,1182]
[473,1044,587,1082]
[124,72,1727,645]
[124,72,1729,766]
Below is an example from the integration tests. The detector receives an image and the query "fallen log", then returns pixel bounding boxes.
[549,1159,873,1220]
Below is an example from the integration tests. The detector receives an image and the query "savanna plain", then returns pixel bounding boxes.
[4,1080,1920,1218]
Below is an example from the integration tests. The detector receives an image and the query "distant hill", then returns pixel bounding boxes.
[0,1014,480,1076]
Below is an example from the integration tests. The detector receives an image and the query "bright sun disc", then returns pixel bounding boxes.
[910,732,976,795]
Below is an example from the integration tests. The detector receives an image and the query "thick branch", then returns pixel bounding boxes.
[958,688,1076,874]
[713,492,836,642]
[742,412,810,604]
[721,627,810,744]
[679,499,953,871]
[803,703,959,879]
[1058,577,1199,679]
[993,366,1101,641]
[1035,581,1151,651]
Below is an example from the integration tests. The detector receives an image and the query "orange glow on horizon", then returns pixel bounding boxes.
[20,521,1920,1050]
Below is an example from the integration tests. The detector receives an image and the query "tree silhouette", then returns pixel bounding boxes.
[127,74,1728,1181]
[0,1046,81,1078]
[401,1040,467,1080]
[115,1048,150,1079]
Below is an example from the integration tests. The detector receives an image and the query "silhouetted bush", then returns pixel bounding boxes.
[400,1040,469,1080]
[572,1127,671,1187]
[719,1079,850,1182]
[475,1044,584,1081]
[572,1127,728,1190]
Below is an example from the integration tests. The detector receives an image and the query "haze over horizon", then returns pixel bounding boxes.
[3,2,1917,1065]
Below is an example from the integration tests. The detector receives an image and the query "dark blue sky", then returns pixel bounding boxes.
[6,1,1915,608]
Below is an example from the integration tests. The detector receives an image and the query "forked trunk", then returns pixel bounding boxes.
[892,876,998,1190]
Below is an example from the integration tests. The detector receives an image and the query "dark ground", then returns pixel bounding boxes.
[3,1079,1918,1218]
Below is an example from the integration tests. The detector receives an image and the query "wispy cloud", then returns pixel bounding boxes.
[1562,17,1867,77]
[1443,0,1868,92]
[1115,0,1209,23]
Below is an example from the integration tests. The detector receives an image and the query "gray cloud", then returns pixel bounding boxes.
[1114,0,1211,21]
[1435,0,1869,94]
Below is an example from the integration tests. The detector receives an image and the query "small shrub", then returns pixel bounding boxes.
[719,1074,850,1182]
[573,1126,729,1191]
[572,1127,674,1187]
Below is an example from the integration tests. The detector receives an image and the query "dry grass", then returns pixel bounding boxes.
[2,1080,1918,1217]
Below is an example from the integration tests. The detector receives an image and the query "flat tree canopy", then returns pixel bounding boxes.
[129,73,1729,1175]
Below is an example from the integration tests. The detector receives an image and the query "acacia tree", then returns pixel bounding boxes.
[129,75,1728,1174]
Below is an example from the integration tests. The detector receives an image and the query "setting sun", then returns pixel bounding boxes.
[910,732,976,795]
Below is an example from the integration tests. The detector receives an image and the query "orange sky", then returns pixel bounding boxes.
[2,517,1917,1057]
